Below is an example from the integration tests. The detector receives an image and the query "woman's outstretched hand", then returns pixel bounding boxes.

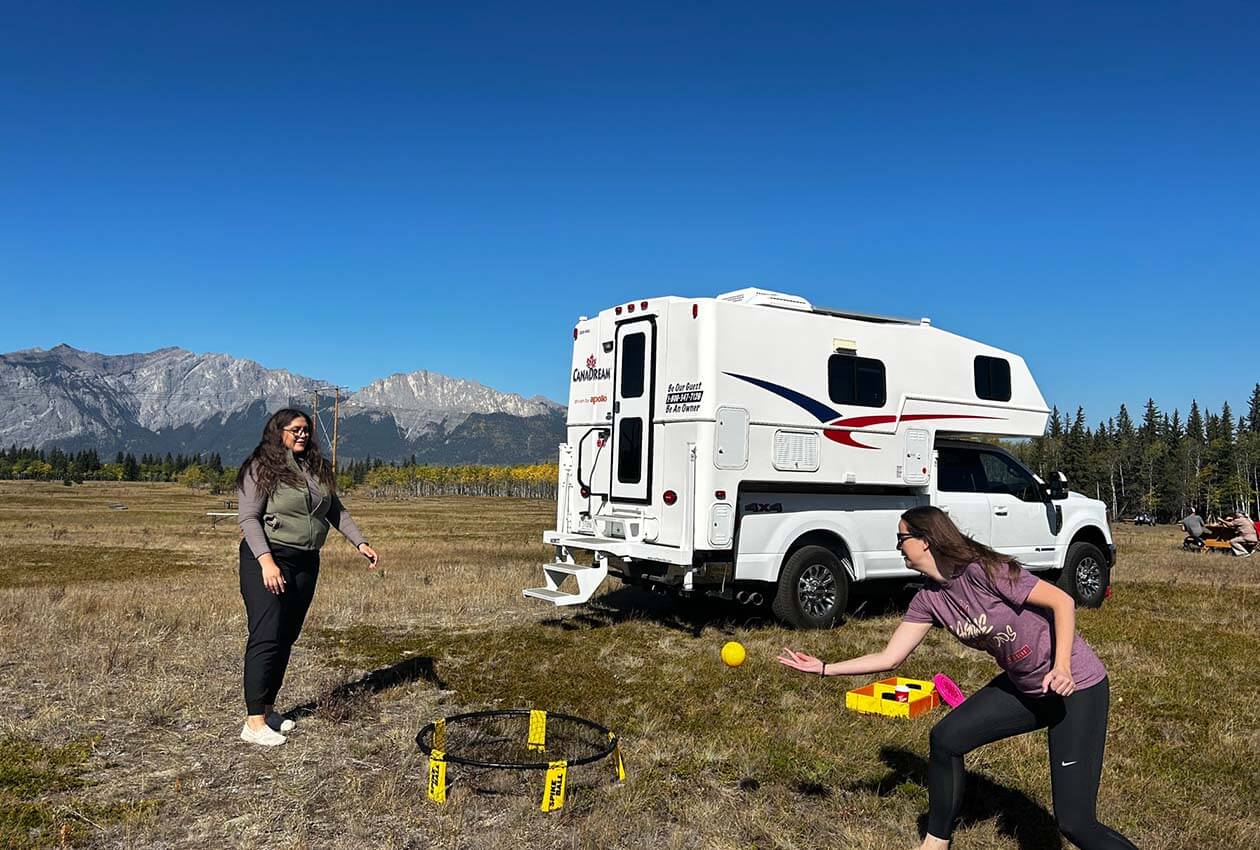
[358,543,380,569]
[777,647,825,675]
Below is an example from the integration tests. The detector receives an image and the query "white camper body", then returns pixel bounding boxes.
[526,289,1114,627]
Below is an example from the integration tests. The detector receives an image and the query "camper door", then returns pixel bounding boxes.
[610,318,655,503]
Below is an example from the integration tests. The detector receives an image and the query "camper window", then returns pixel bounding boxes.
[620,333,646,398]
[617,418,643,483]
[827,354,886,408]
[974,356,1012,402]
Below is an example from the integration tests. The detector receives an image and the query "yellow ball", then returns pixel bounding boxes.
[721,641,746,668]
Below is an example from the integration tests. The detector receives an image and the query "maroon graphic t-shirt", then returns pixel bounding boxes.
[903,561,1107,696]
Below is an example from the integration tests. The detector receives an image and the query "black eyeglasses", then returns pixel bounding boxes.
[283,427,311,436]
[895,532,918,546]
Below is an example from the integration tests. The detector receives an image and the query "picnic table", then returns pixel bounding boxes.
[1202,523,1237,552]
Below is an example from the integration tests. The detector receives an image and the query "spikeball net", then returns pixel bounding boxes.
[416,709,625,811]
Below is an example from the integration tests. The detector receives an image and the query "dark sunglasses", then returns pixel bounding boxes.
[895,532,919,545]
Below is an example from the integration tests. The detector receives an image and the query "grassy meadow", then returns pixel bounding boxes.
[0,481,1256,849]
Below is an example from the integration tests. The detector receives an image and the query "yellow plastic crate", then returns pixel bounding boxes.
[845,676,940,719]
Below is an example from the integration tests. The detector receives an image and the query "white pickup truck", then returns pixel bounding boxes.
[526,289,1115,627]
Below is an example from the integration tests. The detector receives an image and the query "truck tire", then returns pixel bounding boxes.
[1057,541,1109,608]
[772,545,850,629]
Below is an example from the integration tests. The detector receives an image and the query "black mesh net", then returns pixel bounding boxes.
[417,709,616,769]
[417,709,622,799]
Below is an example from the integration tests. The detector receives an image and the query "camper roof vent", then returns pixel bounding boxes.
[716,288,813,312]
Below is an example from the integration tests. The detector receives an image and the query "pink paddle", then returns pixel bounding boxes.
[933,674,966,708]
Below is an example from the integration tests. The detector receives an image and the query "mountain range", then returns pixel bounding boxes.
[0,345,566,465]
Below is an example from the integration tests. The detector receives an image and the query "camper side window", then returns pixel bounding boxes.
[974,356,1011,402]
[827,354,886,408]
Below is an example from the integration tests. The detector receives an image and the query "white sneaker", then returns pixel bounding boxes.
[241,722,287,746]
[266,713,296,733]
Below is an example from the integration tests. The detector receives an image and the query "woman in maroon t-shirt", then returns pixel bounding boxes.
[778,506,1138,850]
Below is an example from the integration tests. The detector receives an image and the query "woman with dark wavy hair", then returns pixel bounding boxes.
[779,506,1137,850]
[235,408,379,746]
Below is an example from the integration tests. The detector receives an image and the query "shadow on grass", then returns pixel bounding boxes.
[539,579,925,636]
[850,747,1063,850]
[539,586,780,637]
[289,655,445,721]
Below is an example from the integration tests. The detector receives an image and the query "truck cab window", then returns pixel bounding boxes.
[979,451,1040,501]
[828,354,886,407]
[937,446,987,492]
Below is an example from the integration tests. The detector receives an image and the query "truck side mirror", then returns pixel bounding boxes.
[1045,471,1068,501]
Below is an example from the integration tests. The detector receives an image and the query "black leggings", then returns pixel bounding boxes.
[928,675,1138,849]
[239,540,319,715]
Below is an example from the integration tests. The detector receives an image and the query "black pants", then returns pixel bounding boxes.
[239,540,319,715]
[928,675,1138,849]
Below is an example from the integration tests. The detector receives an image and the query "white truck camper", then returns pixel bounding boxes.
[525,289,1115,628]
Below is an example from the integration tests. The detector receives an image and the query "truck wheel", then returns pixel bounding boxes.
[772,545,850,629]
[1057,541,1109,608]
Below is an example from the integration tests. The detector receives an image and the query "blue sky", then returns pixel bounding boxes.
[2,2,1256,425]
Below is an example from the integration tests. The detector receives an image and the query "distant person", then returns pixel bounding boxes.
[1222,510,1257,558]
[235,408,380,746]
[778,506,1139,850]
[1180,507,1207,548]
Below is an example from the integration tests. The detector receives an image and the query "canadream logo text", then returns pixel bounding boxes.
[573,354,610,382]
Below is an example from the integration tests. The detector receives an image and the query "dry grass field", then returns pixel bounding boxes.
[1,481,1257,849]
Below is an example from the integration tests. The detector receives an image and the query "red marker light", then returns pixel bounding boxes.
[627,303,636,313]
[615,306,623,315]
[663,490,677,505]
[573,327,579,340]
[580,486,590,498]
[692,304,698,319]
[640,301,648,310]
[715,490,726,500]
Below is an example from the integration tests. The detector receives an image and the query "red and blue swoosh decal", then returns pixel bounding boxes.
[723,372,1002,449]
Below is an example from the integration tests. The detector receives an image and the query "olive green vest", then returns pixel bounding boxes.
[262,453,333,551]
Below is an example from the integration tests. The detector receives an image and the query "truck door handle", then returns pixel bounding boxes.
[993,508,1008,516]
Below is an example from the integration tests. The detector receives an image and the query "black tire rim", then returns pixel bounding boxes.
[798,563,836,618]
[1076,556,1102,599]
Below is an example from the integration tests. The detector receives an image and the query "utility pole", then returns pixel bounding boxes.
[332,387,340,474]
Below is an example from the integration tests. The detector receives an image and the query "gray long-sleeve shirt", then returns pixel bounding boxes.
[237,463,367,559]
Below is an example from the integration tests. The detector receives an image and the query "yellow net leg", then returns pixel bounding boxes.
[528,709,547,752]
[541,759,568,811]
[427,749,447,804]
[609,732,626,782]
